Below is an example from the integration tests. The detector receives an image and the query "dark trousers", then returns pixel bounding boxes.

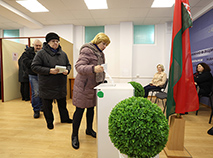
[20,82,30,100]
[144,85,161,98]
[72,107,94,136]
[42,97,70,124]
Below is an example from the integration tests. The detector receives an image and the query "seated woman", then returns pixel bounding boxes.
[194,62,213,97]
[144,64,167,98]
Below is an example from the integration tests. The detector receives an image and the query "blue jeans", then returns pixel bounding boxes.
[29,75,42,111]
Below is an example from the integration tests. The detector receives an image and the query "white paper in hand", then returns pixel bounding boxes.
[55,65,66,73]
[101,63,107,72]
[101,63,114,84]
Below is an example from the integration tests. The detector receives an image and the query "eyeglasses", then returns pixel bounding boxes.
[50,40,60,44]
[35,45,42,47]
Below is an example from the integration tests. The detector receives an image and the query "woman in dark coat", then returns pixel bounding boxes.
[31,32,72,130]
[194,62,213,96]
[71,33,111,149]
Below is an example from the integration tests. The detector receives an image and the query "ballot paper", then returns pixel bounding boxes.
[55,65,66,73]
[101,63,114,84]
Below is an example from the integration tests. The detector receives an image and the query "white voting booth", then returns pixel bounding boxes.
[95,83,134,158]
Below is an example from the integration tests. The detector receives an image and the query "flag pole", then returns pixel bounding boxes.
[177,113,181,118]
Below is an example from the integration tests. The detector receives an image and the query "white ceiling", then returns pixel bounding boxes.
[0,0,212,29]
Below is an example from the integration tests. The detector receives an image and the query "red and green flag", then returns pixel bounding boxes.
[166,0,199,119]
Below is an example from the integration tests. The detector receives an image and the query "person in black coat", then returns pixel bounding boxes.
[22,40,43,119]
[194,62,213,97]
[31,32,72,130]
[18,51,30,101]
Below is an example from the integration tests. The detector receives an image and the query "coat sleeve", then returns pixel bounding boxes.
[194,72,212,84]
[65,53,71,74]
[22,51,32,69]
[75,48,95,75]
[31,51,50,75]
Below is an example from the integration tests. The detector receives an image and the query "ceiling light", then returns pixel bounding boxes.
[16,0,49,12]
[84,0,108,10]
[151,0,175,8]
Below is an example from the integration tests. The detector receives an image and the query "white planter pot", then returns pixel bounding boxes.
[119,151,159,158]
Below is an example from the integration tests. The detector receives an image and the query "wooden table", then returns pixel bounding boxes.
[69,78,75,99]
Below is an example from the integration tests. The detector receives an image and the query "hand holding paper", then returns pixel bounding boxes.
[101,63,108,72]
[94,65,104,73]
[50,68,59,74]
[63,70,69,75]
[55,65,66,73]
[101,63,114,84]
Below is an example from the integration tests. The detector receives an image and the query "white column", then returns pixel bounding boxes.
[164,22,172,74]
[73,25,84,77]
[119,22,133,82]
[0,29,3,38]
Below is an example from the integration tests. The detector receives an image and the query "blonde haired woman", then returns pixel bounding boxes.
[71,33,110,149]
[144,64,167,98]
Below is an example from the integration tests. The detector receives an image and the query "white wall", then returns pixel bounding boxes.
[164,22,172,72]
[0,29,3,38]
[132,24,172,86]
[20,22,172,86]
[105,25,120,83]
[119,22,133,83]
[20,24,74,43]
[73,25,84,77]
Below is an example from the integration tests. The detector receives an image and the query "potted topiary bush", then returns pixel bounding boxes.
[108,96,169,158]
[128,81,145,97]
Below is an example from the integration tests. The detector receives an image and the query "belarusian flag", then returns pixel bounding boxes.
[166,0,199,119]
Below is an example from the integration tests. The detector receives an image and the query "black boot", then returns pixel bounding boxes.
[86,129,96,138]
[72,135,79,149]
[34,111,40,118]
[207,127,213,135]
[61,119,73,123]
[47,123,54,130]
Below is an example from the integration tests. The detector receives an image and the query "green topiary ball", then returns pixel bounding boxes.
[129,81,145,97]
[108,96,169,158]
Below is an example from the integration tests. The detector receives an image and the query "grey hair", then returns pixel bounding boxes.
[32,39,42,45]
